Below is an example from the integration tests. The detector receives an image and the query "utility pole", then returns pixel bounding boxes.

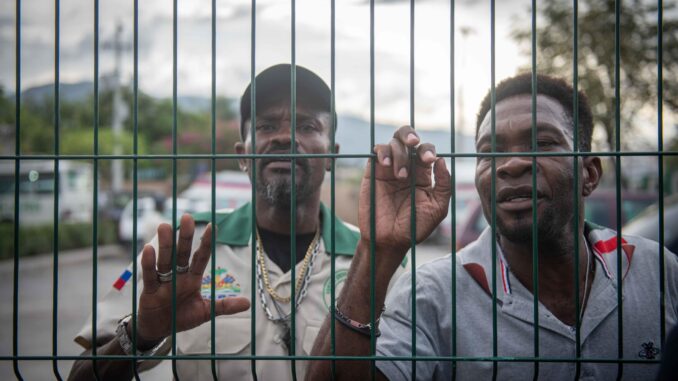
[103,22,130,192]
[457,26,475,152]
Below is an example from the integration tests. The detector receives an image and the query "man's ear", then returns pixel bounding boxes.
[326,143,340,171]
[582,156,602,197]
[235,141,248,173]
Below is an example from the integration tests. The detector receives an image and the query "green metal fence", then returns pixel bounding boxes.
[2,0,675,380]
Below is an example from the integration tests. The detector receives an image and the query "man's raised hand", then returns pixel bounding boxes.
[359,125,451,260]
[135,214,250,346]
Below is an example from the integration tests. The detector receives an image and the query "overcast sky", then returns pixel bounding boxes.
[0,0,674,143]
[0,0,539,135]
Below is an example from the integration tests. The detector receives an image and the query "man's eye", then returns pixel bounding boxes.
[537,140,556,150]
[256,124,275,132]
[298,123,318,133]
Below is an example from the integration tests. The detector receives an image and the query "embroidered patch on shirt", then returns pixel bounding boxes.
[113,269,133,291]
[323,269,347,310]
[638,341,660,359]
[201,267,241,299]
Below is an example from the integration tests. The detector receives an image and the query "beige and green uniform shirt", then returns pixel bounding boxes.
[75,202,396,380]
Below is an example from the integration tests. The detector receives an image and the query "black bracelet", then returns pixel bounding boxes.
[333,307,382,338]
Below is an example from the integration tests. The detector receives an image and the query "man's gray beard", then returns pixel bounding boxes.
[257,177,313,208]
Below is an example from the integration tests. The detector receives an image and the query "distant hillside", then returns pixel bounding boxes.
[336,115,476,168]
[22,81,96,103]
[18,80,215,113]
[13,82,477,172]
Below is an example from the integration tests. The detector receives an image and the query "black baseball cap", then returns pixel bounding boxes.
[239,64,334,139]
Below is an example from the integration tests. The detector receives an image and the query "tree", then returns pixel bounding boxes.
[511,0,677,152]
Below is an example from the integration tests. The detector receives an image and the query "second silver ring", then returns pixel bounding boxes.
[176,264,190,274]
[157,270,173,283]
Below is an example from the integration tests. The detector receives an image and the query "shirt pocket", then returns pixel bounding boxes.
[177,316,251,355]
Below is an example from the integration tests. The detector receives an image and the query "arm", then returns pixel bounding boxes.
[306,126,451,380]
[67,331,160,381]
[68,215,250,381]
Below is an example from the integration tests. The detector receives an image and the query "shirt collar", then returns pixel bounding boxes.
[192,202,359,256]
[458,221,635,300]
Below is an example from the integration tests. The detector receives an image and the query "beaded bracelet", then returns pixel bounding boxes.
[334,306,384,338]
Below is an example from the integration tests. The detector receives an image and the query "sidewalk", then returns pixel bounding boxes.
[0,244,173,380]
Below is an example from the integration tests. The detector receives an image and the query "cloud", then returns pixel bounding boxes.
[0,0,529,131]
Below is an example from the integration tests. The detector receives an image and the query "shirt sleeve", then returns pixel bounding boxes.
[73,234,176,372]
[376,267,447,381]
[73,237,152,351]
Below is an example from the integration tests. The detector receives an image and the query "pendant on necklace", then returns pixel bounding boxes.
[281,321,292,355]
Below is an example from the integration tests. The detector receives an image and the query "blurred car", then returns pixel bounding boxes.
[176,170,251,214]
[454,189,657,251]
[429,184,479,245]
[118,196,166,251]
[118,171,252,250]
[623,194,678,254]
[427,158,479,244]
[99,191,133,223]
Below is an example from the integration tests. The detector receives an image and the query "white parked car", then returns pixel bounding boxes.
[118,170,252,251]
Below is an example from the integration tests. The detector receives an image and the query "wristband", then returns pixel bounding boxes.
[115,315,168,361]
[334,306,383,338]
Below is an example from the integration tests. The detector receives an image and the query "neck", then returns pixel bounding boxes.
[499,229,592,326]
[255,194,322,235]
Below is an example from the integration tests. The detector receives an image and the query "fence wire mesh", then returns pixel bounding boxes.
[1,0,676,380]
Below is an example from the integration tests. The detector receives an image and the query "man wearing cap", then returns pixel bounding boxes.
[68,64,381,380]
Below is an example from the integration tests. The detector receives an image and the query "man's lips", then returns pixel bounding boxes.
[496,186,544,211]
[261,158,306,173]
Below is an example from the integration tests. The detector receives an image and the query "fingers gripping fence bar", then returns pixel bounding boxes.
[4,0,676,380]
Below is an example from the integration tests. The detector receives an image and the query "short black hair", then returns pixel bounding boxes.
[475,73,593,152]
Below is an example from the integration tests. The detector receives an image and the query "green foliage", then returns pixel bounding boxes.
[61,127,149,156]
[0,219,118,259]
[511,0,678,151]
[0,85,241,183]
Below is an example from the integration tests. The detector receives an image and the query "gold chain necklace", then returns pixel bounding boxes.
[255,228,320,304]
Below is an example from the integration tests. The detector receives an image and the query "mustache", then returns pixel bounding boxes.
[258,143,310,170]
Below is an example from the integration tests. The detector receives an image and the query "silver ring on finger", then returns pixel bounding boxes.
[157,269,173,283]
[176,264,190,274]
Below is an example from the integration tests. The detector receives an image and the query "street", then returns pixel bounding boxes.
[0,243,450,380]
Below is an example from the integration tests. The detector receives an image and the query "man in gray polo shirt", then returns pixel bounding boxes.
[307,74,678,380]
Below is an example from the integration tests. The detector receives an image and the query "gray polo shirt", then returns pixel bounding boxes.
[376,223,678,380]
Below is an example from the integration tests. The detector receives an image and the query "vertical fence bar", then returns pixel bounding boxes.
[12,0,22,379]
[489,0,498,379]
[530,1,540,380]
[571,1,582,379]
[91,0,100,377]
[329,0,338,376]
[368,0,377,378]
[657,0,666,348]
[52,0,63,378]
[131,0,141,378]
[449,1,457,378]
[171,0,179,377]
[249,0,258,377]
[210,0,218,379]
[289,2,298,379]
[408,0,417,378]
[614,1,624,379]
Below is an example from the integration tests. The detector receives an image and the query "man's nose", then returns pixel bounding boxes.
[496,154,533,179]
[269,123,299,147]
